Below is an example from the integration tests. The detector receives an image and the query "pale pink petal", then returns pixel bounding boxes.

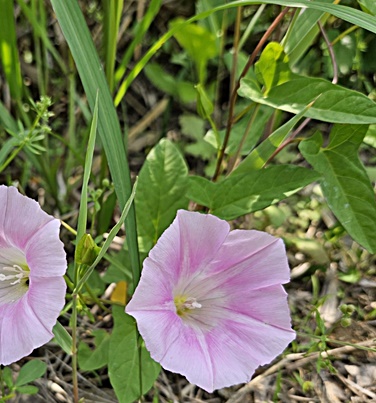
[226,284,294,330]
[202,316,295,391]
[149,210,230,281]
[205,230,290,290]
[2,186,53,250]
[0,276,65,365]
[0,186,8,242]
[126,258,175,312]
[128,309,215,392]
[25,220,66,277]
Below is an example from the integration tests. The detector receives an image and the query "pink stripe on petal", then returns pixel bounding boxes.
[175,210,230,278]
[25,220,67,277]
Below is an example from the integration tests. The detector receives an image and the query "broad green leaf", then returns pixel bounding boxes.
[78,329,110,371]
[358,0,376,15]
[187,176,217,207]
[255,42,293,93]
[239,42,376,124]
[50,0,140,284]
[135,139,189,253]
[15,360,47,387]
[233,104,311,174]
[15,385,39,395]
[108,307,160,403]
[299,124,376,253]
[187,166,320,220]
[211,165,320,219]
[171,18,218,83]
[52,321,73,356]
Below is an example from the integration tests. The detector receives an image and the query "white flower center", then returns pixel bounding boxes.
[0,263,30,304]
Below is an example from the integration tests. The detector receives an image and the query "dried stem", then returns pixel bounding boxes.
[319,21,338,84]
[212,6,291,181]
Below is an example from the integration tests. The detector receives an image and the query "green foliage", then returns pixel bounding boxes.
[299,124,376,253]
[50,0,141,284]
[0,0,23,101]
[188,165,321,220]
[108,307,160,403]
[78,329,110,371]
[15,360,47,387]
[135,139,189,253]
[170,18,218,83]
[239,42,376,124]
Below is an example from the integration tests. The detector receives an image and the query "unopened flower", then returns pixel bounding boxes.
[126,210,295,392]
[0,186,66,365]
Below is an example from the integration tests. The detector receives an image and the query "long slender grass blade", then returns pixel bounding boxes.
[50,0,141,284]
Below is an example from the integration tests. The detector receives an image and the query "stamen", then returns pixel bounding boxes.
[0,263,30,304]
[174,295,202,317]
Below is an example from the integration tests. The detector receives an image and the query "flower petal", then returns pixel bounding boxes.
[205,230,291,290]
[127,308,216,392]
[25,220,67,277]
[148,210,230,284]
[1,186,54,250]
[126,258,175,312]
[0,276,65,365]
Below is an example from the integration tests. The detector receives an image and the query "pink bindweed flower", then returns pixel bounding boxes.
[126,210,295,392]
[0,186,66,365]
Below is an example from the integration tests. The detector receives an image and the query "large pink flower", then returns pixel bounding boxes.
[0,186,66,365]
[126,210,295,392]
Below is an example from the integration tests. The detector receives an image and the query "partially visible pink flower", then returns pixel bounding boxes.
[126,210,295,392]
[0,186,66,365]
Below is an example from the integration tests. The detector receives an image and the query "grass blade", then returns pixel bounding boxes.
[50,0,141,284]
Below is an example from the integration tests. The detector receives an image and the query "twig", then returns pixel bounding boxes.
[225,339,376,403]
[212,6,291,181]
[319,21,338,84]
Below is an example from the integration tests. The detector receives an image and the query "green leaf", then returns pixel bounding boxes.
[108,307,160,403]
[299,124,376,253]
[2,367,14,389]
[233,105,311,174]
[135,139,189,253]
[116,0,376,103]
[358,0,376,15]
[52,321,73,356]
[15,385,39,395]
[187,176,216,207]
[188,166,320,220]
[50,0,140,284]
[205,105,274,155]
[78,329,110,371]
[170,18,218,83]
[211,165,320,219]
[15,360,47,387]
[239,42,376,124]
[255,42,293,93]
[282,0,333,65]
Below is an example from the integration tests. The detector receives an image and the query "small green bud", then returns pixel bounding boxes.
[341,317,352,328]
[340,304,348,314]
[75,234,100,266]
[102,178,110,188]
